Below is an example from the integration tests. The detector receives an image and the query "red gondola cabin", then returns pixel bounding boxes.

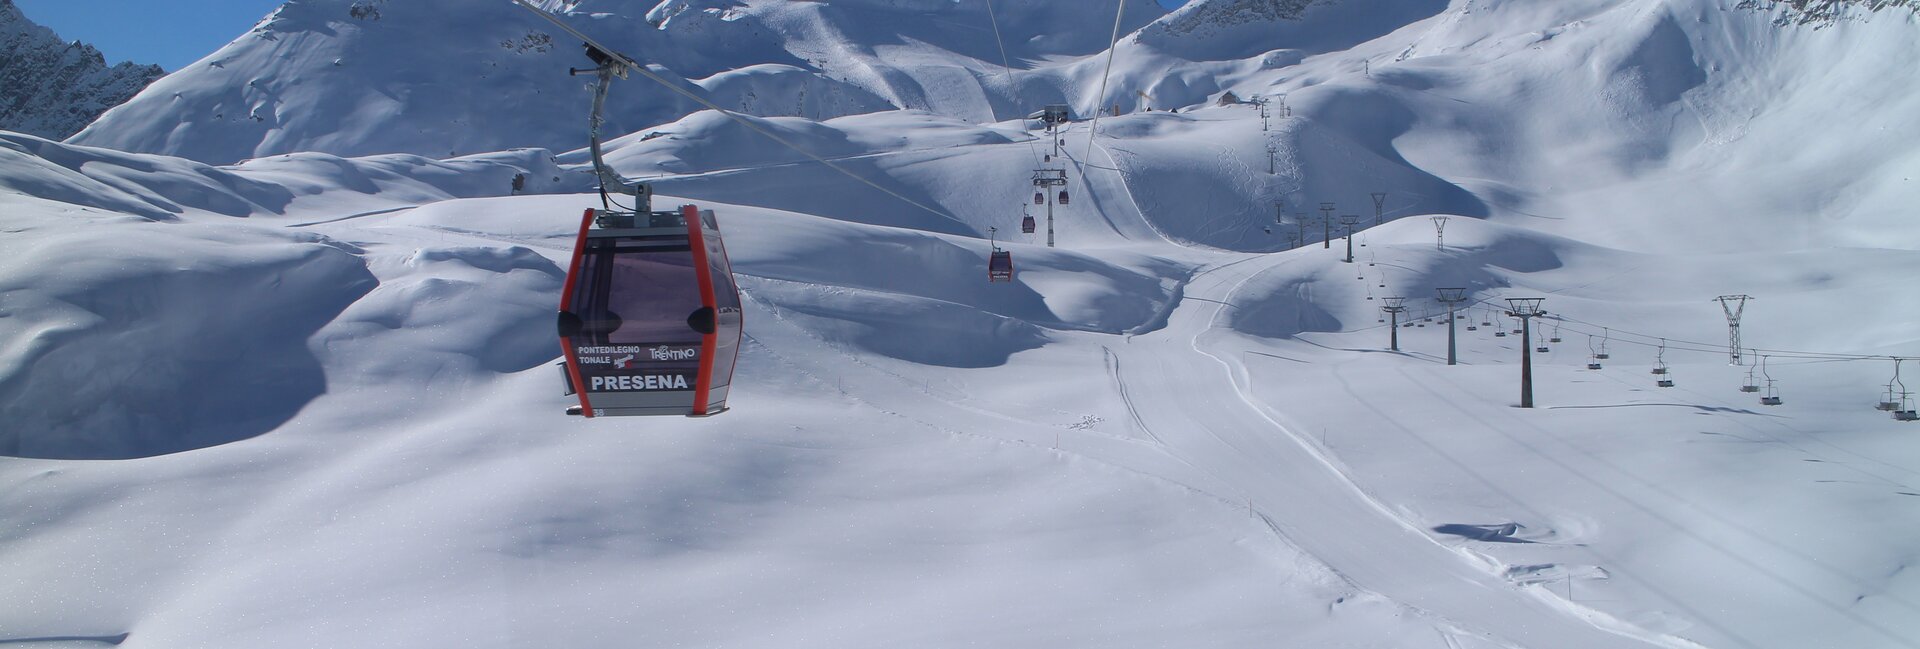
[557,205,743,417]
[988,250,1014,282]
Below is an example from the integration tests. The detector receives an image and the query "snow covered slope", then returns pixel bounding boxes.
[7,0,1920,648]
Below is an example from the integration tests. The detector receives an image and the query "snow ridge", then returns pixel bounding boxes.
[1736,0,1920,25]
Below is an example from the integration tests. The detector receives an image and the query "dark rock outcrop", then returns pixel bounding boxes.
[0,0,165,139]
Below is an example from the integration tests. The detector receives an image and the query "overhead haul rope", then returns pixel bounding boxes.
[1341,294,1910,362]
[1081,0,1129,167]
[506,0,967,228]
[983,0,1047,169]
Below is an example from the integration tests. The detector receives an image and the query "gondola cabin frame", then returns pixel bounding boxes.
[557,206,743,417]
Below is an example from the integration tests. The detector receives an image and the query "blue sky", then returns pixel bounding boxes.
[15,0,297,71]
[15,0,1188,73]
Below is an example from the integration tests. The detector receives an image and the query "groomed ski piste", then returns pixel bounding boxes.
[5,0,1920,647]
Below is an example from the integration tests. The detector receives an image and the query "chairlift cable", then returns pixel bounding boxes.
[1521,310,1896,361]
[1550,313,1891,361]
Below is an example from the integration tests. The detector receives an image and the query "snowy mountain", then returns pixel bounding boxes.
[0,0,164,139]
[68,0,1163,164]
[7,0,1920,648]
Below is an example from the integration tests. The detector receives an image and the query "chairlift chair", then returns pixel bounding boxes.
[1587,359,1603,370]
[1658,378,1676,388]
[1494,330,1508,338]
[1882,360,1910,412]
[557,206,744,418]
[1754,357,1780,404]
[1760,382,1782,406]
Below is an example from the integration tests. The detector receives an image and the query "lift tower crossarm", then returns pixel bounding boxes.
[1716,295,1753,366]
[1382,297,1408,351]
[1506,298,1547,408]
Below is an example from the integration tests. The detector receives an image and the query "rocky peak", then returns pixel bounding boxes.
[0,0,165,139]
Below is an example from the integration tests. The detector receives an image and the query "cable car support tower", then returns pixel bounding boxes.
[1716,295,1752,366]
[1033,168,1068,248]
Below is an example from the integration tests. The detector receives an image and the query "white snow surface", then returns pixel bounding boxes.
[6,0,1920,647]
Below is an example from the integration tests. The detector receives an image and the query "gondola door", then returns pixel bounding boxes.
[558,205,742,417]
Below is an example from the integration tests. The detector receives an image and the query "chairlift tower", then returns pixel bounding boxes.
[1506,297,1547,408]
[1715,295,1752,366]
[1383,297,1408,351]
[1267,143,1279,174]
[1437,288,1469,366]
[1320,202,1335,249]
[1341,215,1360,263]
[1032,168,1067,248]
[1371,192,1387,226]
[1039,104,1071,158]
[1432,215,1450,249]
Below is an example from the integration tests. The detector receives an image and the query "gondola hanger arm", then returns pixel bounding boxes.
[503,0,970,229]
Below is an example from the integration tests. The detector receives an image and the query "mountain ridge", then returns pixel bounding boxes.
[0,0,165,139]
